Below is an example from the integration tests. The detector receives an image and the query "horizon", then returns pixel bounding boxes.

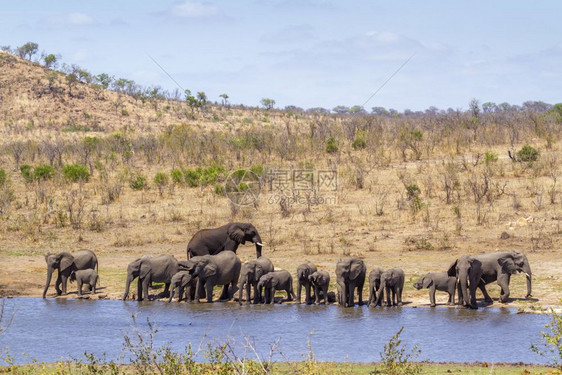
[2,1,561,111]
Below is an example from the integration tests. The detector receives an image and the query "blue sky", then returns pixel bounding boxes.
[3,1,561,111]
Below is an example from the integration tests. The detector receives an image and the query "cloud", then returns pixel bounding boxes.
[45,12,95,27]
[170,1,220,18]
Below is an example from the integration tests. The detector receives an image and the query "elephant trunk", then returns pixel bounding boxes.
[253,234,263,258]
[459,273,470,308]
[123,274,134,301]
[238,278,245,305]
[523,263,532,298]
[43,265,54,298]
[168,287,175,303]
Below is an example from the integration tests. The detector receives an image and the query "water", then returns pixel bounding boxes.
[0,297,549,364]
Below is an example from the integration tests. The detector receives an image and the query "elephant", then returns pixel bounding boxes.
[187,222,263,259]
[168,270,196,302]
[296,262,317,304]
[43,249,98,298]
[256,270,295,304]
[308,270,330,304]
[335,257,366,307]
[185,251,241,303]
[413,272,456,307]
[122,255,179,301]
[70,269,99,295]
[447,255,483,309]
[367,267,383,307]
[473,251,532,303]
[374,268,405,307]
[238,257,274,304]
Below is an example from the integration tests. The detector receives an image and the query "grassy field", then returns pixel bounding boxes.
[0,49,561,312]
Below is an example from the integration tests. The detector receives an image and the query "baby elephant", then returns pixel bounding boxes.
[257,270,296,304]
[169,271,197,302]
[414,272,456,307]
[70,269,99,295]
[367,267,383,307]
[308,270,330,304]
[375,268,405,307]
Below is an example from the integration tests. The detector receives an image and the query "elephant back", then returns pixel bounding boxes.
[73,249,98,270]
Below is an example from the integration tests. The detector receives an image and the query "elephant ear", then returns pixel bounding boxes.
[447,260,458,277]
[60,253,75,272]
[422,276,433,288]
[498,257,516,274]
[349,261,363,280]
[228,226,246,244]
[140,262,152,279]
[203,263,218,278]
[255,265,264,280]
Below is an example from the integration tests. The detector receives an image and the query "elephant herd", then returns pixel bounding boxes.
[42,222,533,310]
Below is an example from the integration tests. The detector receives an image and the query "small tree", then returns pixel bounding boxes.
[66,73,78,97]
[154,172,169,197]
[16,42,39,60]
[219,93,229,106]
[379,326,422,374]
[43,54,57,69]
[260,98,275,110]
[325,137,339,154]
[530,307,562,371]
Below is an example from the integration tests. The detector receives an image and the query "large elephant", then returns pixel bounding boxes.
[335,258,366,307]
[187,222,263,259]
[413,272,456,307]
[374,268,405,307]
[185,251,241,303]
[473,251,532,303]
[448,255,483,309]
[238,257,274,304]
[43,249,98,298]
[122,255,179,301]
[367,267,383,307]
[296,262,317,304]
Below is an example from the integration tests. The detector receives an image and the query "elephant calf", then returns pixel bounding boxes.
[367,267,383,307]
[308,270,330,304]
[70,269,99,295]
[374,268,405,307]
[413,272,456,307]
[169,271,196,302]
[257,270,295,304]
[296,262,317,304]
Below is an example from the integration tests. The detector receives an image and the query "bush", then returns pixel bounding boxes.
[352,131,367,150]
[378,326,422,375]
[325,137,339,154]
[0,169,6,187]
[130,174,147,191]
[33,164,55,181]
[20,164,33,183]
[530,306,562,370]
[62,164,90,183]
[518,144,539,162]
[153,172,169,196]
[484,151,498,164]
[170,168,183,185]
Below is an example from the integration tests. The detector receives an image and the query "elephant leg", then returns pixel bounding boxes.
[477,280,493,303]
[77,280,83,295]
[162,283,170,298]
[498,274,511,303]
[269,286,275,304]
[305,283,311,305]
[313,285,320,304]
[55,273,63,296]
[137,278,143,301]
[429,285,436,307]
[469,285,478,309]
[219,285,229,301]
[368,286,374,306]
[205,282,215,303]
[456,282,463,305]
[396,286,403,306]
[142,278,151,301]
[296,282,302,304]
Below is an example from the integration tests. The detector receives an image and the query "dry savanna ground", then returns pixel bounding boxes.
[0,51,561,309]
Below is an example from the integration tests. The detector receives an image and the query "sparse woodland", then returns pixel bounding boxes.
[0,49,561,306]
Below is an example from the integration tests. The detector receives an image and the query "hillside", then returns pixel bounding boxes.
[0,51,560,308]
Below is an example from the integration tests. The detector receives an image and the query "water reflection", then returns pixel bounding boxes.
[0,298,548,365]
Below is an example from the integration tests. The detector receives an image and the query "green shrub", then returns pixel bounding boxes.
[484,151,498,164]
[170,168,183,185]
[325,137,339,154]
[214,184,225,196]
[154,172,169,196]
[20,164,33,183]
[352,131,367,150]
[33,164,55,181]
[410,130,423,141]
[184,168,202,187]
[530,306,562,370]
[517,144,539,162]
[62,164,90,183]
[249,164,264,176]
[379,326,422,374]
[183,166,227,187]
[0,168,6,186]
[406,184,421,200]
[130,174,147,191]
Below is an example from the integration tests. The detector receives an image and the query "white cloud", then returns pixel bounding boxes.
[171,1,219,18]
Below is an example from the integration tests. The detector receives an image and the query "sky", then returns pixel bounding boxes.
[2,1,561,111]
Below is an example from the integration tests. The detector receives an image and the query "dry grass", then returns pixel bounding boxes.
[0,51,560,307]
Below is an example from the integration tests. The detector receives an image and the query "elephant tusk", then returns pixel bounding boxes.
[256,242,264,246]
[525,273,531,278]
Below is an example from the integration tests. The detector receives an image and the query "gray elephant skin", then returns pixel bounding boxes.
[474,251,532,303]
[308,270,330,304]
[123,255,179,301]
[186,251,241,303]
[257,270,295,304]
[335,257,366,307]
[367,267,383,307]
[187,222,263,259]
[448,255,483,309]
[296,262,317,304]
[43,249,98,298]
[168,270,196,302]
[238,257,274,304]
[413,272,456,307]
[374,268,405,307]
[70,269,99,295]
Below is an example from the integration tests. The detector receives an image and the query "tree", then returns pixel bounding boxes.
[43,54,57,69]
[66,73,78,97]
[219,93,229,106]
[332,105,349,114]
[260,98,276,110]
[469,98,480,118]
[16,42,39,60]
[197,92,208,108]
[371,106,389,116]
[349,105,366,115]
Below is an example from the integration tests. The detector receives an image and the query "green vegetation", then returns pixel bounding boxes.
[129,174,147,191]
[153,172,169,196]
[352,131,367,150]
[530,306,562,371]
[0,169,6,187]
[517,144,539,162]
[260,98,276,110]
[62,164,90,183]
[325,137,339,154]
